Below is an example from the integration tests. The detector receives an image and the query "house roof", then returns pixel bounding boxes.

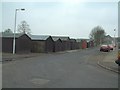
[29,35,50,40]
[105,35,113,39]
[104,35,114,41]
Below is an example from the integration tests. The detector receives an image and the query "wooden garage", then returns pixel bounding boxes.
[2,33,31,53]
[70,39,77,50]
[59,37,71,51]
[30,35,54,53]
[86,40,90,48]
[81,39,87,49]
[76,39,82,49]
[0,33,1,53]
[87,40,94,48]
[51,36,63,52]
[76,39,87,49]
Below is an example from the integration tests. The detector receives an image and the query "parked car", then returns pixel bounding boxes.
[100,45,110,52]
[108,44,114,50]
[115,42,120,66]
[115,50,120,66]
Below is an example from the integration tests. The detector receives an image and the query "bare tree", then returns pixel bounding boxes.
[89,26,106,46]
[17,20,31,34]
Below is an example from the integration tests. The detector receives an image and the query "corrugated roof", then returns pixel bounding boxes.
[59,37,70,41]
[70,39,76,42]
[51,37,60,41]
[51,36,70,41]
[76,38,89,42]
[76,39,82,42]
[29,35,50,40]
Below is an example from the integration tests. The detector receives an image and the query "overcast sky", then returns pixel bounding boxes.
[1,0,119,39]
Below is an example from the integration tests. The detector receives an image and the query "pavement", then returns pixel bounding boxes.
[2,53,45,62]
[97,48,120,74]
[1,49,81,62]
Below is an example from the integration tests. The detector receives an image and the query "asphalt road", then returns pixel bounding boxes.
[2,47,118,88]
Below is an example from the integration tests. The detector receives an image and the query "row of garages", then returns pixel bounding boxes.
[1,33,94,53]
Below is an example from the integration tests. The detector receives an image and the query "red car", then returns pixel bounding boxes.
[100,45,110,52]
[115,42,120,66]
[108,44,114,50]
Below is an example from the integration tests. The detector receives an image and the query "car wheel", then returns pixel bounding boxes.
[115,60,118,64]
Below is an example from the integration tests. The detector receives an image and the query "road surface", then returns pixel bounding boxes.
[2,47,118,88]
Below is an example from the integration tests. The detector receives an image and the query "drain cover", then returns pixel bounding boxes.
[30,78,50,85]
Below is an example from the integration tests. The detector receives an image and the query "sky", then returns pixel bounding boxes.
[1,0,119,39]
